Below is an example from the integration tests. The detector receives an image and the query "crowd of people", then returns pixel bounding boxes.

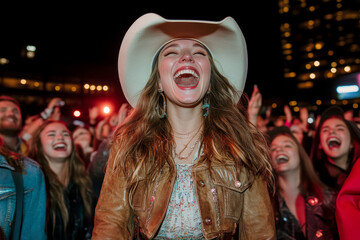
[1,12,359,240]
[248,84,360,239]
[0,95,130,239]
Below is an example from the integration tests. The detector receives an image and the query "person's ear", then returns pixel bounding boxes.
[158,82,163,92]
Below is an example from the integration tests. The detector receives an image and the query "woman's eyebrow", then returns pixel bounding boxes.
[161,43,179,52]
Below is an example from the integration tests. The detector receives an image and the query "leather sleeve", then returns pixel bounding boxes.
[91,149,134,240]
[239,176,276,240]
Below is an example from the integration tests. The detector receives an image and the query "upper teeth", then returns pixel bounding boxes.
[276,155,289,162]
[174,69,199,78]
[54,143,66,148]
[327,137,340,145]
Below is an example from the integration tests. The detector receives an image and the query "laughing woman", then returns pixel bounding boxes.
[28,120,93,240]
[92,13,275,239]
[267,126,338,239]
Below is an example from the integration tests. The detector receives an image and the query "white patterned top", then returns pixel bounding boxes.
[154,154,204,239]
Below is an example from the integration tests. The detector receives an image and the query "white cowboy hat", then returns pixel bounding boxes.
[118,13,248,107]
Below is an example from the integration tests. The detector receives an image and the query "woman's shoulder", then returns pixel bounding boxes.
[22,156,41,169]
[21,156,45,179]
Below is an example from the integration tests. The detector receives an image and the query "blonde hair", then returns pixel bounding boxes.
[28,120,92,234]
[109,53,274,190]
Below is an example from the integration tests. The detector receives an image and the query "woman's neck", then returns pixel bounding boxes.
[278,169,301,200]
[327,155,349,170]
[167,103,203,133]
[278,169,305,228]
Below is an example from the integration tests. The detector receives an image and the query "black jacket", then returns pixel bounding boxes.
[275,191,339,240]
[48,181,92,240]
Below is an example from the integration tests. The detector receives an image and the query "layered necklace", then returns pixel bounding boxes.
[173,123,203,161]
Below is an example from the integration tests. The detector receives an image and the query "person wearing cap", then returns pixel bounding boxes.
[92,13,275,239]
[0,95,29,155]
[309,106,360,239]
[267,126,338,239]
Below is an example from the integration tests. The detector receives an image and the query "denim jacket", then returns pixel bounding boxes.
[0,154,47,240]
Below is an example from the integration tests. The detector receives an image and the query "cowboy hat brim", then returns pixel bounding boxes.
[118,13,248,107]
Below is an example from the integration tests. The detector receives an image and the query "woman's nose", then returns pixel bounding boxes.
[56,133,64,140]
[329,127,336,135]
[275,146,284,153]
[180,52,193,63]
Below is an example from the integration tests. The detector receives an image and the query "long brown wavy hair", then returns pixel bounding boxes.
[108,52,274,191]
[28,120,92,234]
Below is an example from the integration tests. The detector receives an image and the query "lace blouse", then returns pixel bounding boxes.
[155,155,204,239]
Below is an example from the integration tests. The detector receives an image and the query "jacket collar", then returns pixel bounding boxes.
[0,154,15,171]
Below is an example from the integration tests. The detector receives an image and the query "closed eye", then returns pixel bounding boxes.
[164,51,177,56]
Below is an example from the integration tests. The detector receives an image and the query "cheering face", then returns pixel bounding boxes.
[0,101,22,135]
[270,135,301,174]
[72,127,92,149]
[158,39,211,107]
[40,122,72,162]
[319,117,352,161]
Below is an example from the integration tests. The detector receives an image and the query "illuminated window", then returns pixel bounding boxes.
[315,42,323,50]
[284,72,296,78]
[297,81,314,89]
[283,43,292,49]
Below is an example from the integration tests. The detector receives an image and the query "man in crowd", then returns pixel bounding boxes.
[0,95,28,154]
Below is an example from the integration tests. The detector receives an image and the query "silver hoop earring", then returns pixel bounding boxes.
[156,90,167,119]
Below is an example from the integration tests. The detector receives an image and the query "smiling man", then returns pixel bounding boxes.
[0,95,28,154]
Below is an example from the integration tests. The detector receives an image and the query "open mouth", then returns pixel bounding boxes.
[327,137,341,149]
[276,154,289,164]
[53,143,67,151]
[2,117,17,123]
[173,68,199,89]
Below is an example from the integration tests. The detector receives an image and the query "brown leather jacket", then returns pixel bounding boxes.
[92,159,276,240]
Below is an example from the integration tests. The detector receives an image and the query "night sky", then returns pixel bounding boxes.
[1,3,283,103]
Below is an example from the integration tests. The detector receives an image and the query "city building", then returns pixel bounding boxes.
[276,0,360,114]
